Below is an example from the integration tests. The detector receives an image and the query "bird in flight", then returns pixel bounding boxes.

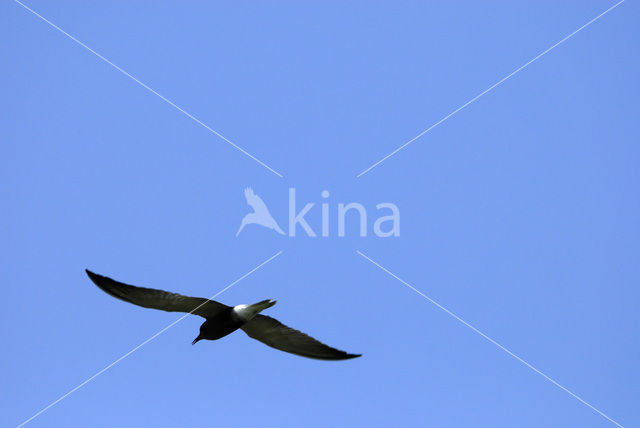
[86,270,360,360]
[236,187,285,236]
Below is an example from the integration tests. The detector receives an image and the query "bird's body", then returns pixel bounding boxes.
[196,307,244,341]
[194,300,276,342]
[86,270,360,360]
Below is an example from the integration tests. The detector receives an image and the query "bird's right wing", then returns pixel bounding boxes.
[241,315,361,360]
[86,270,229,318]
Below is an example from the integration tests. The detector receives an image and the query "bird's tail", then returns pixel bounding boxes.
[247,299,277,313]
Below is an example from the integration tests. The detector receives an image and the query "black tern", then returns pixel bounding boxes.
[86,270,360,360]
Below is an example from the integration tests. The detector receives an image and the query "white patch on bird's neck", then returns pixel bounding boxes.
[233,304,254,321]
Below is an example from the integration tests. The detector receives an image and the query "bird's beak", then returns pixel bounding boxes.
[192,336,202,345]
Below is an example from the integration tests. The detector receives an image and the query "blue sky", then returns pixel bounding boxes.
[2,1,638,427]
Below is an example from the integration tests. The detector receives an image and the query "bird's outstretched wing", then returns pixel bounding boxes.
[86,270,229,318]
[241,315,361,360]
[244,187,270,214]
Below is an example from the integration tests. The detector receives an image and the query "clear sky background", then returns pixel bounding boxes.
[1,1,638,427]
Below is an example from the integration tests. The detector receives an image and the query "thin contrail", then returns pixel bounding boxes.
[356,250,624,427]
[16,251,283,427]
[14,0,284,178]
[357,1,625,177]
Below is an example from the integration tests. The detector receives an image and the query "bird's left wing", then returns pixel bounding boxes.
[86,270,229,318]
[241,315,361,360]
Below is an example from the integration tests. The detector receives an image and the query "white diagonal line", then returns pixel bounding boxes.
[357,0,625,178]
[13,0,284,178]
[356,250,623,427]
[16,250,283,428]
